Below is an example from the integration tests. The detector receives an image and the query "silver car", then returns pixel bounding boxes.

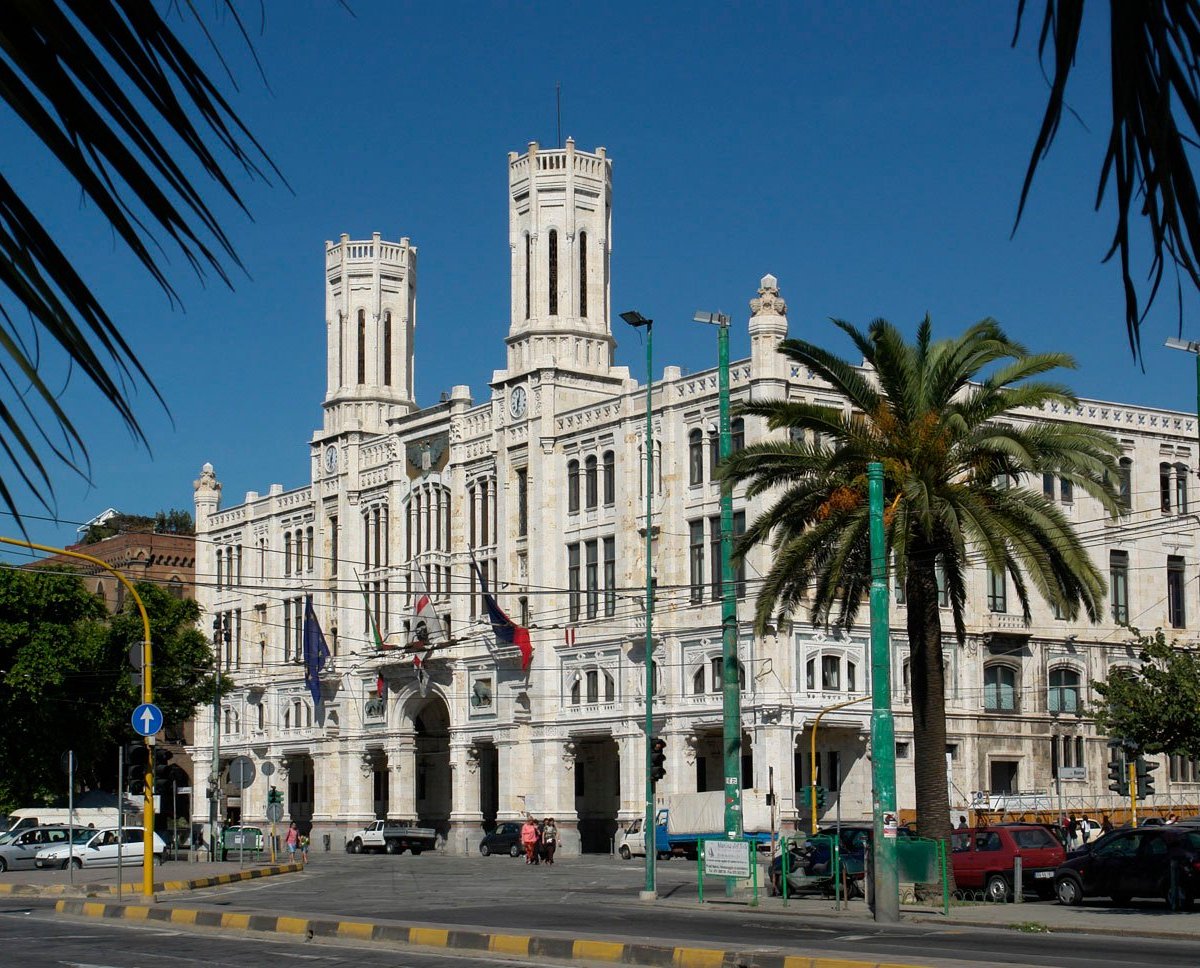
[0,825,72,872]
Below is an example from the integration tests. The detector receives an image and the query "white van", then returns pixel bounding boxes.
[5,808,120,832]
[33,827,165,869]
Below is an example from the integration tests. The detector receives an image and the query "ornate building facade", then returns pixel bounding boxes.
[190,139,1200,854]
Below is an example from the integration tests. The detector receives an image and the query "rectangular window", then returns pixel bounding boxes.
[603,451,615,506]
[283,534,291,577]
[1168,555,1186,628]
[383,312,392,386]
[1110,551,1129,624]
[283,604,291,663]
[821,655,841,691]
[935,559,949,607]
[734,510,747,598]
[603,537,616,617]
[568,544,581,623]
[1060,477,1073,504]
[517,468,528,537]
[896,742,910,759]
[1042,473,1055,498]
[689,521,705,604]
[548,229,558,316]
[709,515,722,601]
[585,539,599,620]
[987,567,1007,613]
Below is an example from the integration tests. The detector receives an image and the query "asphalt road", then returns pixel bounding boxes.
[151,852,1199,968]
[0,904,544,968]
[16,854,1200,968]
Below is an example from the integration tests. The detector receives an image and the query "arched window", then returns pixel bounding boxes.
[357,308,366,384]
[847,660,858,693]
[1176,462,1189,513]
[604,670,615,702]
[585,669,599,704]
[548,229,558,316]
[692,667,705,695]
[169,578,183,599]
[1161,462,1173,512]
[710,656,722,693]
[805,657,815,691]
[306,526,314,572]
[688,429,704,485]
[257,703,265,730]
[1117,457,1133,510]
[731,417,745,453]
[579,230,588,317]
[602,450,615,506]
[283,533,292,577]
[567,460,580,513]
[383,311,392,386]
[1049,667,1081,714]
[570,678,581,706]
[585,455,598,509]
[984,664,1017,712]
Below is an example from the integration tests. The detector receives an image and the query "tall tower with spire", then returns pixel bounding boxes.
[502,139,614,378]
[321,232,418,437]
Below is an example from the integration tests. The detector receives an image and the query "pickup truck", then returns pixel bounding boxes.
[346,819,438,855]
[616,790,773,860]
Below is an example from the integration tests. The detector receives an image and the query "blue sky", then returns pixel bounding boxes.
[3,1,1197,554]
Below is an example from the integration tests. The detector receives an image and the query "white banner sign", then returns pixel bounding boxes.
[703,838,751,878]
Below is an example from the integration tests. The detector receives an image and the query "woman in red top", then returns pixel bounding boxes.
[520,817,538,864]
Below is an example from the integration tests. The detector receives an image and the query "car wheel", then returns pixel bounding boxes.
[1056,875,1083,906]
[71,858,84,870]
[0,857,7,873]
[385,841,399,855]
[508,844,521,858]
[351,839,363,854]
[985,873,1010,902]
[619,845,631,860]
[479,843,491,857]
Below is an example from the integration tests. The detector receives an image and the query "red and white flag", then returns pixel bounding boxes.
[564,627,576,647]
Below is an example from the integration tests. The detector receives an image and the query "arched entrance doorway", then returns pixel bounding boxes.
[413,696,451,836]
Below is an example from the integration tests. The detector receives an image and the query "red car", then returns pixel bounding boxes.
[950,824,1065,901]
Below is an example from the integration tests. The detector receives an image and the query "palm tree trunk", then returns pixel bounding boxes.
[905,544,954,859]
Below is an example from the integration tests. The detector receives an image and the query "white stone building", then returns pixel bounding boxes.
[190,138,1200,854]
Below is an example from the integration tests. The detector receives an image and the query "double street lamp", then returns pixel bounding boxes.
[1165,338,1200,471]
[620,310,657,901]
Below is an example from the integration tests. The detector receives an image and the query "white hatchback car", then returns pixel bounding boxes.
[34,827,166,869]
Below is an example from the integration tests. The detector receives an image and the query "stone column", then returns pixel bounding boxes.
[390,735,418,818]
[448,741,483,855]
[495,735,522,822]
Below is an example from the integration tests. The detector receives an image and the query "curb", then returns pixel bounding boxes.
[0,863,301,898]
[908,913,1200,943]
[54,898,932,968]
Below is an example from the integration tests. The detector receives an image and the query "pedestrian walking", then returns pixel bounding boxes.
[956,815,968,830]
[285,822,299,862]
[542,818,558,865]
[1100,813,1114,834]
[299,831,310,863]
[520,817,538,864]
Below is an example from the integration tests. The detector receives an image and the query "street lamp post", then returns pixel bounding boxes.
[211,615,227,862]
[1165,337,1200,468]
[621,309,657,902]
[694,309,742,896]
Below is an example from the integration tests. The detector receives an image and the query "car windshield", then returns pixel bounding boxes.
[66,829,97,844]
[1010,827,1056,849]
[0,831,16,846]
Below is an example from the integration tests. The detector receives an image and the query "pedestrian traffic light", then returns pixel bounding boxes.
[650,738,667,782]
[127,743,150,796]
[1135,756,1159,798]
[1106,755,1128,795]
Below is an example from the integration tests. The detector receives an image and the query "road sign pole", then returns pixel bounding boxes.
[67,750,74,887]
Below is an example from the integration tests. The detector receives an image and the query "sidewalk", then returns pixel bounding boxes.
[0,858,301,897]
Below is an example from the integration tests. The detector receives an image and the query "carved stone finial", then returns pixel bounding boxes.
[194,462,221,495]
[750,273,787,317]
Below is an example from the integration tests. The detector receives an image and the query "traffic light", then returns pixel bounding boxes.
[1106,740,1129,795]
[814,785,827,810]
[1135,756,1159,798]
[268,786,283,805]
[650,738,667,782]
[154,748,173,791]
[127,743,150,796]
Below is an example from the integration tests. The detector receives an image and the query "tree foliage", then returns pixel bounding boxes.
[1092,627,1200,754]
[1014,2,1200,360]
[722,317,1121,845]
[0,569,221,815]
[80,508,194,544]
[0,2,277,525]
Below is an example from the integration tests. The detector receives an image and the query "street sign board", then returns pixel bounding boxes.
[702,838,751,878]
[131,702,163,736]
[261,762,275,777]
[1057,767,1087,781]
[266,802,284,823]
[228,755,256,790]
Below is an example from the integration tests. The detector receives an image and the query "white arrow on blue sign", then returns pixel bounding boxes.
[131,702,164,737]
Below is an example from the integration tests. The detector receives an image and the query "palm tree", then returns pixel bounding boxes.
[1013,2,1200,360]
[723,317,1122,844]
[0,2,278,524]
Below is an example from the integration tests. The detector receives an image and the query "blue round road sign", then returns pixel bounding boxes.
[132,702,164,736]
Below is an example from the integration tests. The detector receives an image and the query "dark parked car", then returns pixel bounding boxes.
[769,824,915,898]
[1055,825,1200,909]
[951,824,1065,901]
[479,822,523,858]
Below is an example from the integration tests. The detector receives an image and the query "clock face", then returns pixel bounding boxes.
[324,445,338,474]
[509,386,527,419]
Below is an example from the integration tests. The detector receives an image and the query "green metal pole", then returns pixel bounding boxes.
[642,320,657,901]
[718,318,743,893]
[868,462,899,922]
